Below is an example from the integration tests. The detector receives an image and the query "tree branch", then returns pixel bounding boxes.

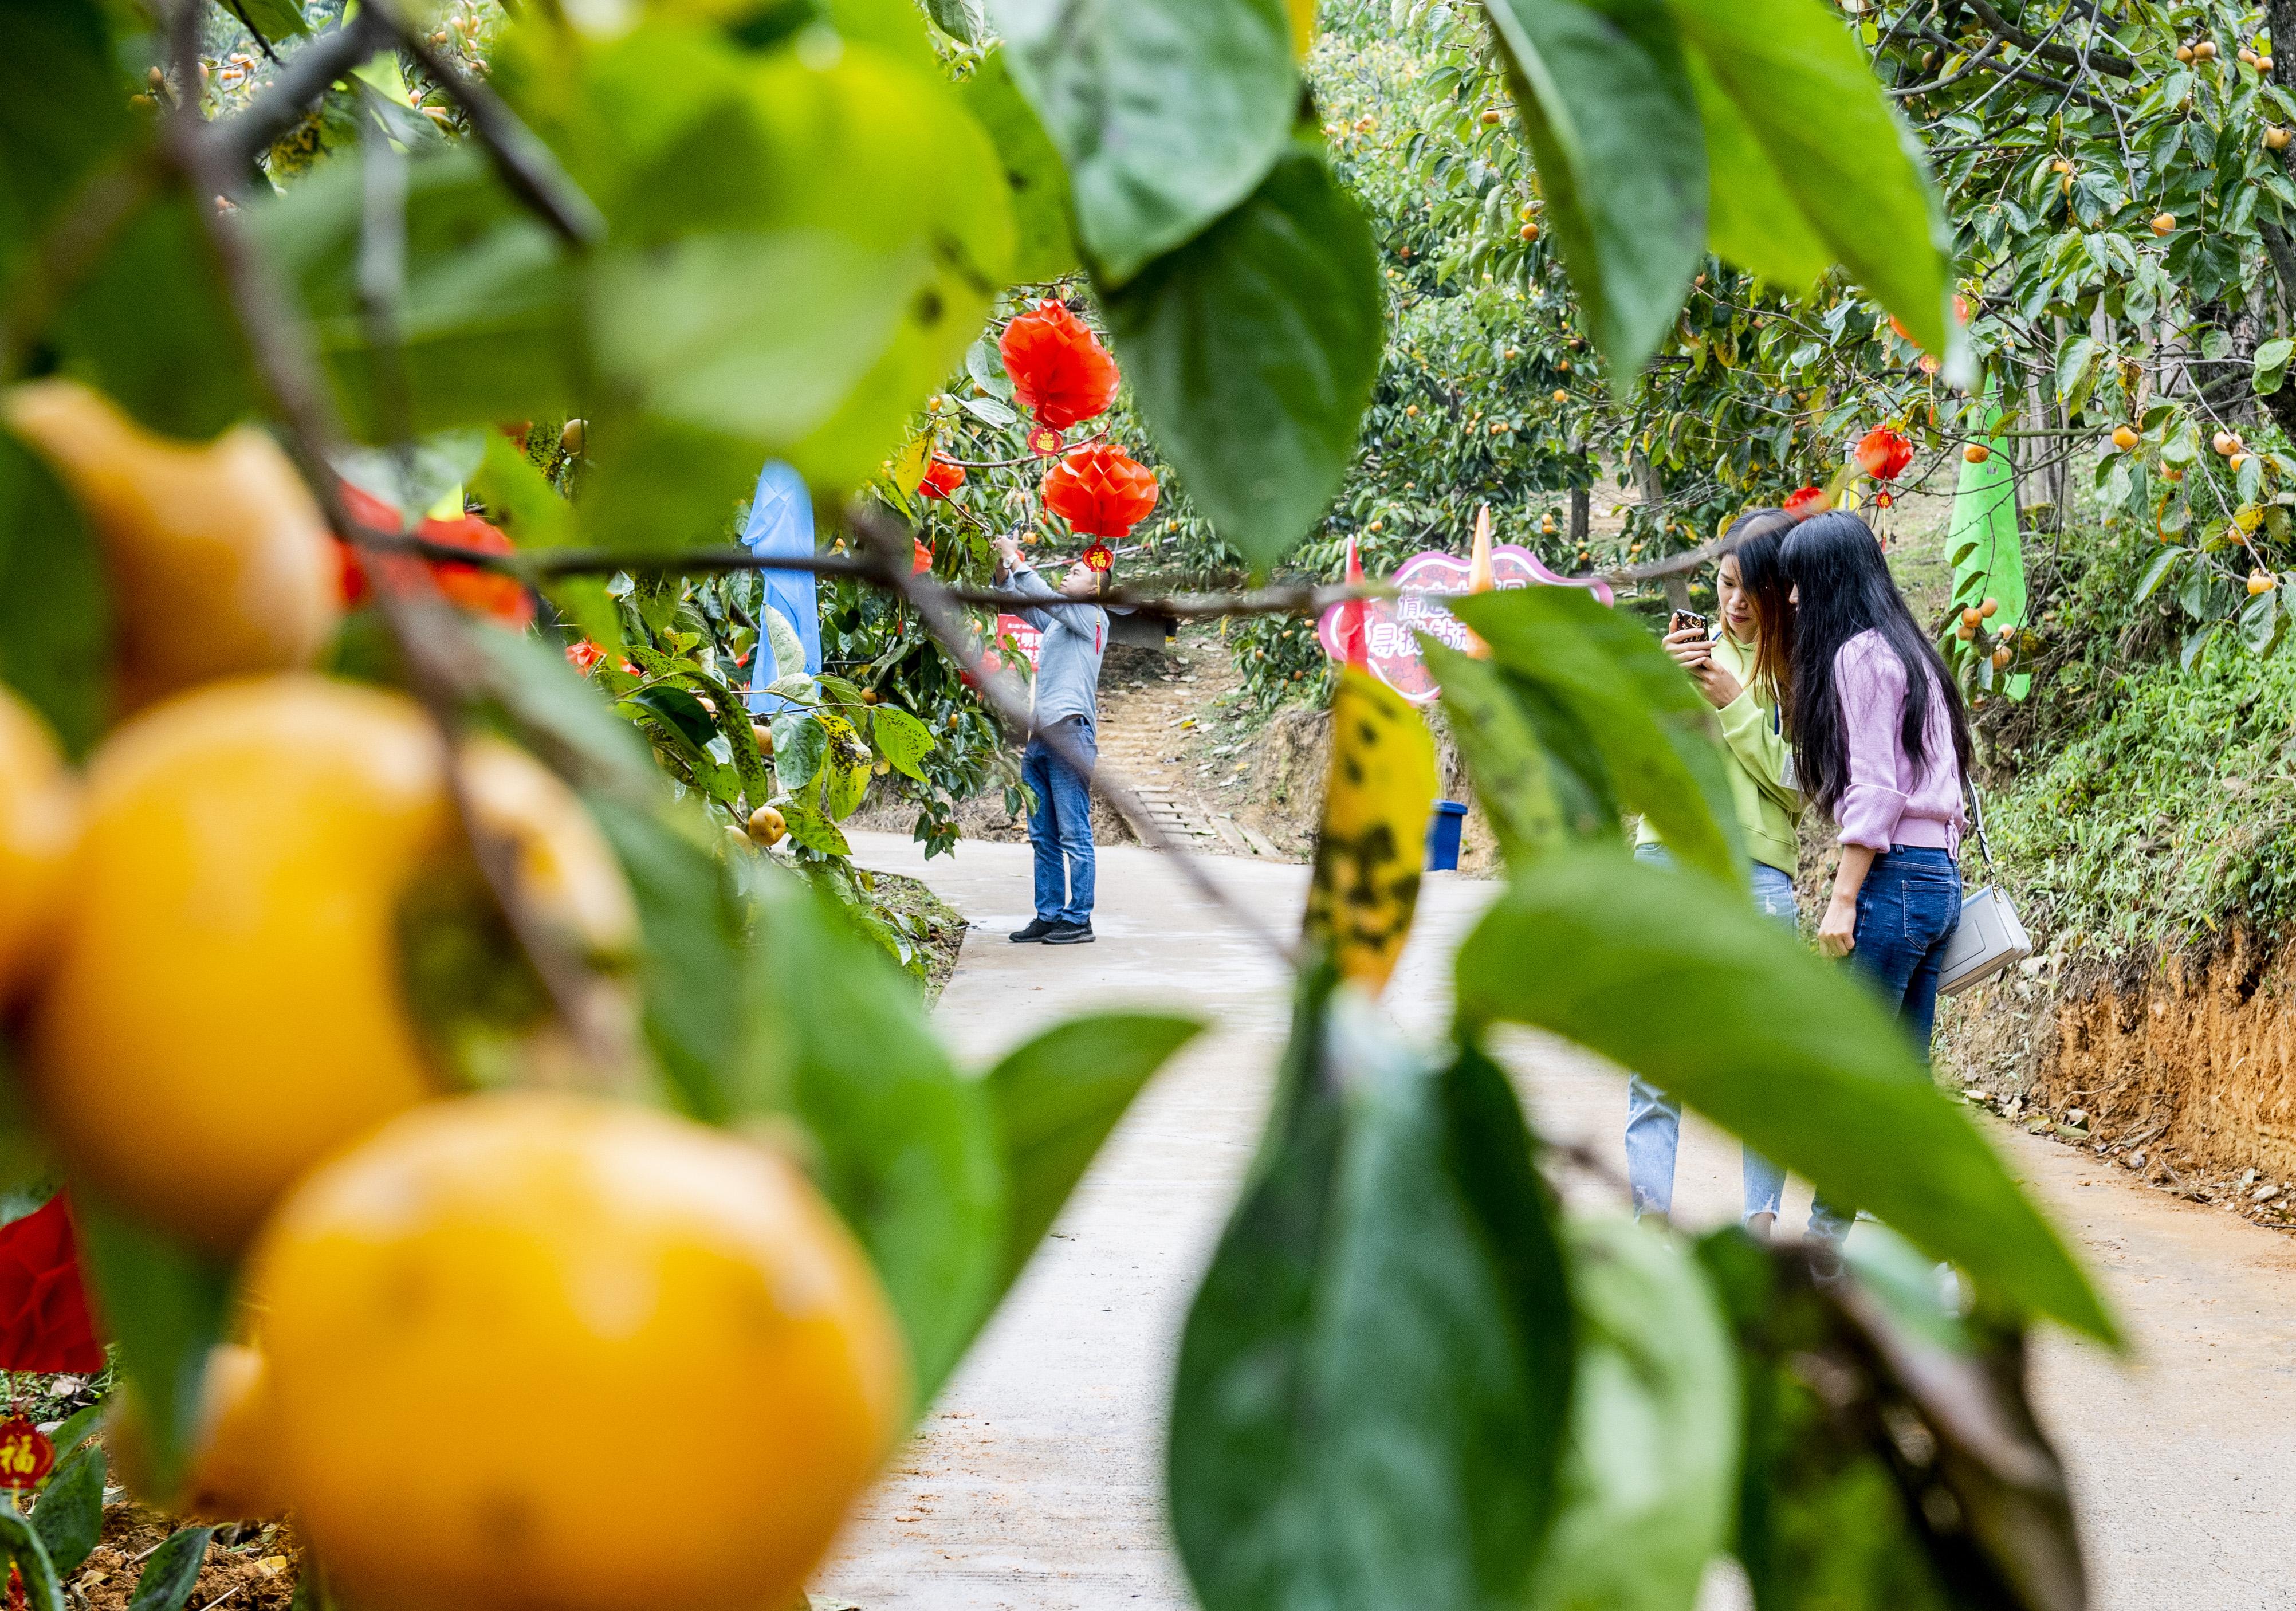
[1961,0,2137,77]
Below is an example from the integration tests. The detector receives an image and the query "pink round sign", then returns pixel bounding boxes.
[1317,545,1614,704]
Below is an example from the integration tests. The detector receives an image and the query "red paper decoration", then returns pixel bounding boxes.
[1082,541,1113,573]
[1042,444,1159,539]
[0,1420,53,1490]
[913,539,935,575]
[1026,425,1065,458]
[0,1196,105,1375]
[1854,427,1914,483]
[919,455,966,499]
[1000,301,1119,430]
[1783,486,1827,519]
[335,483,533,627]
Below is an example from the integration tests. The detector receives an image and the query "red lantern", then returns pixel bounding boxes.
[1783,486,1826,520]
[1000,300,1119,430]
[913,539,935,575]
[0,1197,104,1376]
[1026,425,1065,458]
[1042,443,1159,538]
[919,455,965,499]
[335,483,532,627]
[1855,427,1914,483]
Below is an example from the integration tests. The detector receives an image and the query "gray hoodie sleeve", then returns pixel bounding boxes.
[1005,564,1103,635]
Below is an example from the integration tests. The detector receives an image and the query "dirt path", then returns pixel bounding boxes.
[814,834,2296,1611]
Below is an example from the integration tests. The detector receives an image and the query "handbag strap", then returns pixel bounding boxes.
[1963,773,1998,882]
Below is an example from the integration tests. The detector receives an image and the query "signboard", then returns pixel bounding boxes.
[1317,545,1614,704]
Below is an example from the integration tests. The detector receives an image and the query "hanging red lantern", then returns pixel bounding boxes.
[1000,300,1120,430]
[1854,426,1914,483]
[0,1196,105,1376]
[1783,486,1827,519]
[334,484,532,627]
[1042,443,1159,538]
[1081,540,1114,575]
[919,455,965,499]
[913,539,935,575]
[1026,426,1065,458]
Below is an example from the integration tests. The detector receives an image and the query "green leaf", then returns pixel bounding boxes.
[1171,984,1575,1611]
[992,0,1297,282]
[984,1013,1203,1293]
[587,798,751,1123]
[1426,643,1569,863]
[2256,336,2294,396]
[772,711,830,793]
[2053,335,2097,413]
[233,0,313,40]
[738,863,1003,1401]
[960,50,1080,282]
[51,189,260,440]
[32,1445,104,1579]
[0,1508,62,1611]
[1528,1216,1739,1611]
[1664,0,1952,355]
[870,704,937,781]
[1446,588,1744,886]
[0,433,108,757]
[70,1200,235,1500]
[44,1402,104,1461]
[927,0,988,45]
[462,626,659,803]
[824,749,872,819]
[761,607,808,686]
[2133,547,2184,604]
[776,798,852,856]
[1483,0,1706,377]
[127,1527,211,1611]
[1686,48,1827,287]
[626,685,720,757]
[1454,849,2116,1343]
[253,148,583,441]
[1105,151,1381,576]
[0,0,134,297]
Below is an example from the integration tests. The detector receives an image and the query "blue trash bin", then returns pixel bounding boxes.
[1425,799,1468,871]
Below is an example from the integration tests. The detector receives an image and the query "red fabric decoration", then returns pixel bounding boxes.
[1000,301,1119,430]
[335,483,533,627]
[1041,444,1160,539]
[1783,486,1827,520]
[0,1197,105,1374]
[1026,425,1066,458]
[1854,427,1914,483]
[919,455,965,499]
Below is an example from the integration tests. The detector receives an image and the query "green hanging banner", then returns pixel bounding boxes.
[1945,387,2027,699]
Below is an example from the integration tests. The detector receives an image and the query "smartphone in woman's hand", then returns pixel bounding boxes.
[1669,610,1710,637]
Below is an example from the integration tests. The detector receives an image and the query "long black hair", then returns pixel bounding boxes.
[1719,509,1795,706]
[1779,511,1971,818]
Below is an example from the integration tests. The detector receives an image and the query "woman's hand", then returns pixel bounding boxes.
[1690,660,1742,710]
[1662,626,1711,670]
[1818,893,1858,958]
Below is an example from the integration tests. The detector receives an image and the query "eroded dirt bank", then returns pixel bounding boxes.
[1940,930,2296,1221]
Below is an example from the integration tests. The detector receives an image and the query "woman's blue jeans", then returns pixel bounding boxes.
[1625,844,1792,1225]
[1021,717,1096,925]
[1807,846,1964,1242]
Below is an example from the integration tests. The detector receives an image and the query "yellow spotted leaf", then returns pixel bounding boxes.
[2235,502,2264,533]
[888,433,931,498]
[1289,0,1317,57]
[1303,669,1438,993]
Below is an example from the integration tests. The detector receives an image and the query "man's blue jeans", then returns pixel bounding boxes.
[1625,844,1792,1225]
[1022,718,1096,925]
[1807,845,1964,1243]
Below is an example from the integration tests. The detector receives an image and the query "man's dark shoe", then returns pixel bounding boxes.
[1043,920,1095,945]
[1009,918,1057,943]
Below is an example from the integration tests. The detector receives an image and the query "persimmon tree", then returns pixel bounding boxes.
[0,2,2118,1610]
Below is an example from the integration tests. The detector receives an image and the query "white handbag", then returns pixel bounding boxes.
[1937,785,2032,997]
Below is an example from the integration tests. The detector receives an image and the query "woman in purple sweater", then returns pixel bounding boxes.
[1781,512,1973,1241]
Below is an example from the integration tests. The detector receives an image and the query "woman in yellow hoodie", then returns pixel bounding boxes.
[1628,509,1803,1237]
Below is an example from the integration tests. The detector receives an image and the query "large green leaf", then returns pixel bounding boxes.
[126,1527,211,1611]
[70,1199,235,1500]
[1425,645,1569,865]
[1444,588,1744,886]
[251,148,583,441]
[991,0,1297,282]
[1171,984,1575,1611]
[1527,1216,1739,1611]
[984,1012,1203,1294]
[50,190,259,440]
[1454,850,2116,1344]
[233,0,313,40]
[32,1445,104,1579]
[960,50,1080,282]
[0,0,133,294]
[1481,0,1706,378]
[1684,47,1828,288]
[1105,151,1381,576]
[0,433,108,757]
[738,863,1004,1402]
[1664,0,1952,355]
[870,704,937,781]
[0,1508,61,1611]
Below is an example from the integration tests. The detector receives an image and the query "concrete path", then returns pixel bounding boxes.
[815,834,2296,1611]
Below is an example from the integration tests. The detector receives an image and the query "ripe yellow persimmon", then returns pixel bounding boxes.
[0,690,77,1004]
[3,379,339,712]
[748,804,787,846]
[27,675,634,1251]
[2152,213,2177,235]
[2112,425,2141,451]
[1963,442,1990,463]
[109,1343,283,1522]
[250,1093,907,1611]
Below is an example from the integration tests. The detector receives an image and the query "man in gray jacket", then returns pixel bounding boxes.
[993,532,1109,945]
